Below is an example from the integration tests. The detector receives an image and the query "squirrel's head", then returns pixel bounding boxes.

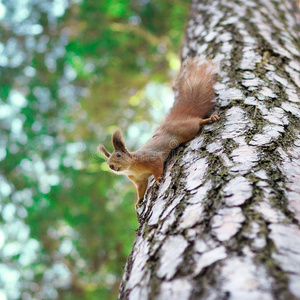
[98,130,132,174]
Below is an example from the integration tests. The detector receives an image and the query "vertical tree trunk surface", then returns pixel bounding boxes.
[119,0,300,299]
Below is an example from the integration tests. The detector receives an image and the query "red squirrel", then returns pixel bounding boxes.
[99,57,219,209]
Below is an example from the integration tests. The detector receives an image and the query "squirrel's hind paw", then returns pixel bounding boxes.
[210,115,220,122]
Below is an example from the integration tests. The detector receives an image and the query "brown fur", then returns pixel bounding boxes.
[99,57,219,209]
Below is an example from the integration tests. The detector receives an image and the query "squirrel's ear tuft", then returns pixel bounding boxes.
[98,145,111,159]
[112,130,127,152]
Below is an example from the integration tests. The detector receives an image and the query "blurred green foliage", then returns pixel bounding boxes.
[0,0,189,299]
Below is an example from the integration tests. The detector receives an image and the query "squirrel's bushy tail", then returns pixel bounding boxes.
[171,56,218,119]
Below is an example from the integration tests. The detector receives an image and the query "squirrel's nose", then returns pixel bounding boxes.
[109,164,115,170]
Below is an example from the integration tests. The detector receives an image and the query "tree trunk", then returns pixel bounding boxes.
[118,0,300,299]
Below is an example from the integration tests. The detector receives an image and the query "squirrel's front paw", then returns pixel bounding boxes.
[135,198,143,210]
[153,177,162,188]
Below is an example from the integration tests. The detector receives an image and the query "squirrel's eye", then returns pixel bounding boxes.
[116,153,121,158]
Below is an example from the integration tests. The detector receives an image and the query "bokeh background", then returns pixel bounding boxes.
[0,0,188,299]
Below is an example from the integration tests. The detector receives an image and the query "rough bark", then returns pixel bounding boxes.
[119,0,300,299]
